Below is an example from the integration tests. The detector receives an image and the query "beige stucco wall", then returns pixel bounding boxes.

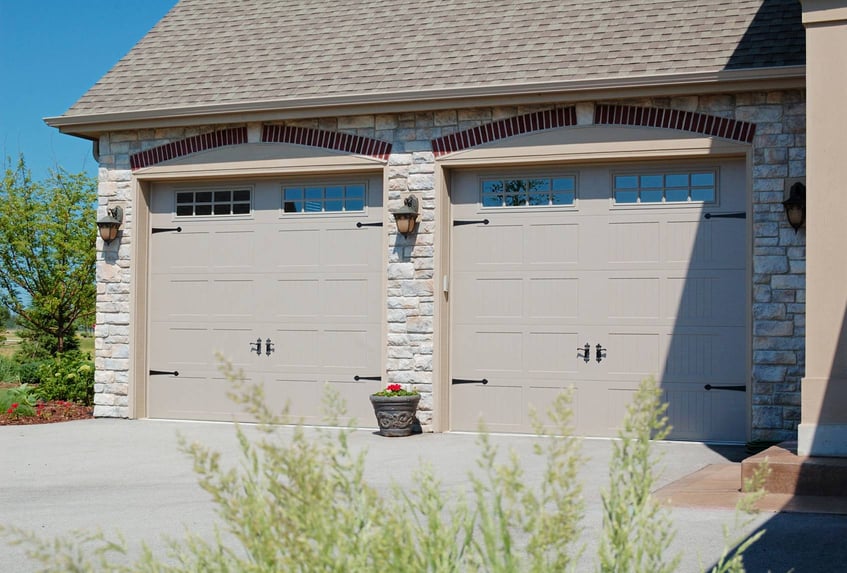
[94,91,806,441]
[799,0,847,456]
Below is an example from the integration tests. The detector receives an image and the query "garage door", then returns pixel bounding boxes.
[148,175,383,423]
[450,160,747,441]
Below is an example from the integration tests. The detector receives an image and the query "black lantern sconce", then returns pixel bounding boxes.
[782,182,806,233]
[97,206,123,245]
[392,194,419,238]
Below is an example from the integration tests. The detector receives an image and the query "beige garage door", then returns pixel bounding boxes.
[148,175,383,423]
[451,160,748,441]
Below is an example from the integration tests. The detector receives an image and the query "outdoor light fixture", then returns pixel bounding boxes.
[97,206,123,245]
[782,182,806,233]
[392,194,419,238]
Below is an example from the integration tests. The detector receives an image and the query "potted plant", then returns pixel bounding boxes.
[369,383,420,437]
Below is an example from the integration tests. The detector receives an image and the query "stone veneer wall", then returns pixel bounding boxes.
[94,90,805,441]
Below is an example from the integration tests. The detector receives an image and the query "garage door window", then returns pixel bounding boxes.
[282,184,366,213]
[176,189,251,216]
[481,177,575,208]
[614,172,715,205]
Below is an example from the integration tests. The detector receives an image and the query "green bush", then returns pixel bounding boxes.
[34,351,94,406]
[14,359,49,385]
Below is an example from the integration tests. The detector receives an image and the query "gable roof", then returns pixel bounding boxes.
[50,0,804,130]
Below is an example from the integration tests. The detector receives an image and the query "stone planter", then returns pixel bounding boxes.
[369,394,421,437]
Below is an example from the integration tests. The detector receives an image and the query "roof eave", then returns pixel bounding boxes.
[45,66,806,138]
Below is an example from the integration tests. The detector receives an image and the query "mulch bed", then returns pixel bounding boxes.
[0,401,93,426]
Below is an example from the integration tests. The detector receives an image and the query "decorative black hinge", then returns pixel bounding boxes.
[354,375,382,381]
[453,219,490,227]
[149,370,179,376]
[704,384,746,392]
[704,212,746,220]
[152,227,183,234]
[356,222,383,228]
[452,378,489,385]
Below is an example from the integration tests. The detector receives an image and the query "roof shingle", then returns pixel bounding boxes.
[62,0,804,118]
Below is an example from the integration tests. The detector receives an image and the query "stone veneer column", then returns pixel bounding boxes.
[799,0,847,456]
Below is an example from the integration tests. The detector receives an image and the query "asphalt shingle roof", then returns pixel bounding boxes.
[62,0,804,119]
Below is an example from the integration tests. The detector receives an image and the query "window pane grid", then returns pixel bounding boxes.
[613,172,715,204]
[282,184,366,213]
[481,177,575,208]
[176,189,251,217]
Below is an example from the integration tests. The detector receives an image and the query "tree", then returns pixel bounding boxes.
[0,156,96,356]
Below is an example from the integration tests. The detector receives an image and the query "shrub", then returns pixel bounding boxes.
[34,351,94,406]
[15,359,50,385]
[0,367,764,572]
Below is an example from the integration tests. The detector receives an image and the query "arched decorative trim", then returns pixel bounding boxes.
[262,125,392,160]
[594,104,756,143]
[130,127,247,170]
[431,107,577,157]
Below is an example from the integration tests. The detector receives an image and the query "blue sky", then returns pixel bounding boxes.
[0,1,177,180]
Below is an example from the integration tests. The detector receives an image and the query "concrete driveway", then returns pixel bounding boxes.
[1,419,845,572]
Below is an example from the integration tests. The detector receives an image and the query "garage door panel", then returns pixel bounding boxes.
[472,278,524,318]
[525,223,579,264]
[609,221,660,263]
[148,178,382,423]
[148,375,256,422]
[274,279,321,318]
[153,278,209,320]
[608,277,660,319]
[157,230,211,272]
[323,228,379,269]
[271,229,321,268]
[466,224,524,266]
[453,384,523,432]
[323,279,372,318]
[209,279,256,320]
[451,160,748,441]
[528,278,579,319]
[211,230,256,271]
[666,272,746,325]
[526,332,579,375]
[664,385,746,442]
[275,329,320,367]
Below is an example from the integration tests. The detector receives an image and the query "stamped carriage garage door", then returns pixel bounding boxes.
[148,175,383,423]
[450,160,748,441]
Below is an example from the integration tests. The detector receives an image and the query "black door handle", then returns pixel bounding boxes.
[265,338,275,356]
[595,344,607,363]
[249,338,262,356]
[577,342,590,363]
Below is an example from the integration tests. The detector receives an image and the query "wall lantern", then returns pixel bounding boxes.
[97,206,123,244]
[782,182,806,233]
[392,194,419,238]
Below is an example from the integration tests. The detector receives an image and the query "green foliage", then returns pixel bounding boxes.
[707,462,770,573]
[15,358,51,385]
[372,383,420,397]
[0,383,38,417]
[598,376,679,573]
[0,156,96,356]
[34,351,95,405]
[0,370,763,572]
[0,355,19,383]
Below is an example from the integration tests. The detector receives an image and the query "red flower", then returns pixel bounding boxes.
[386,384,402,392]
[6,403,19,414]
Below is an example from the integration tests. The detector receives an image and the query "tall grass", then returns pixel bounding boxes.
[0,367,764,572]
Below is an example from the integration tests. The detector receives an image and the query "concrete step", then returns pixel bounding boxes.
[742,441,847,497]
